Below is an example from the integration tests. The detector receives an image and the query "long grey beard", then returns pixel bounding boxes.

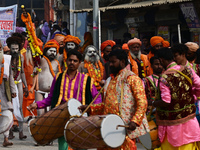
[26,49,33,66]
[0,51,4,63]
[85,55,100,64]
[130,51,141,60]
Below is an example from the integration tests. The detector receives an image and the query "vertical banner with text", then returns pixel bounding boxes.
[0,4,18,47]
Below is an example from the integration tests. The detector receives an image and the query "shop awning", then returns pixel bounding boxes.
[70,0,192,13]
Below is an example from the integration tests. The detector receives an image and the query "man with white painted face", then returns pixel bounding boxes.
[58,35,81,71]
[0,40,17,147]
[78,45,105,90]
[35,39,61,116]
[6,36,28,140]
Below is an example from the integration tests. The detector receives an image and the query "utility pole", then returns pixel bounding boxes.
[93,0,99,49]
[70,0,74,36]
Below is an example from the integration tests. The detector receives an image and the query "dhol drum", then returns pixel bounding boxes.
[64,114,126,149]
[139,119,161,150]
[28,98,87,145]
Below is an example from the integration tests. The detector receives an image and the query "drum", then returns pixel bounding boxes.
[139,119,161,150]
[28,98,87,145]
[64,114,126,149]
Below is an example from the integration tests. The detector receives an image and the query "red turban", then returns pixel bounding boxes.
[43,39,60,53]
[150,36,170,47]
[127,38,142,46]
[101,40,116,51]
[122,43,129,50]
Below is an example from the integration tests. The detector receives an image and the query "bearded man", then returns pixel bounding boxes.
[80,49,149,150]
[78,45,104,90]
[58,35,81,71]
[0,40,16,147]
[6,36,29,140]
[127,38,150,78]
[34,39,61,116]
[100,40,116,63]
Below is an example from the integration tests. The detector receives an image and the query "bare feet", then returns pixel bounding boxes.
[19,131,27,140]
[3,137,13,147]
[8,130,15,140]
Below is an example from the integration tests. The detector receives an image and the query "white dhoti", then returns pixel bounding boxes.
[12,81,23,122]
[0,110,13,137]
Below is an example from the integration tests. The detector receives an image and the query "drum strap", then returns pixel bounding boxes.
[76,74,82,100]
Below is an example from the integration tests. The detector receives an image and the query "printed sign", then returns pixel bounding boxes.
[0,4,18,47]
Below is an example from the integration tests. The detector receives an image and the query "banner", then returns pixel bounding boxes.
[157,26,169,41]
[180,3,200,32]
[0,4,18,47]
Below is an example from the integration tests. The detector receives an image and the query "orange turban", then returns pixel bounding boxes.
[101,40,116,51]
[150,36,170,47]
[54,34,65,45]
[185,42,199,52]
[127,38,142,46]
[63,35,81,45]
[122,43,129,50]
[43,39,60,53]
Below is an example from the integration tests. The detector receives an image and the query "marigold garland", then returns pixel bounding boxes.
[63,49,68,68]
[84,60,104,90]
[128,52,146,78]
[12,55,21,84]
[0,58,4,85]
[21,6,43,76]
[43,56,61,77]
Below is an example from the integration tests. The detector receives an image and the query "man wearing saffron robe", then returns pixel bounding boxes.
[80,49,149,150]
[153,47,200,150]
[28,50,102,150]
[127,38,150,78]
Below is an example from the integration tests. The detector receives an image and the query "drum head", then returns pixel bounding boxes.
[101,114,126,148]
[138,132,152,149]
[68,98,87,117]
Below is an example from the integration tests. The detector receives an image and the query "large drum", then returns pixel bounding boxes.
[28,98,87,145]
[64,114,126,149]
[139,119,161,150]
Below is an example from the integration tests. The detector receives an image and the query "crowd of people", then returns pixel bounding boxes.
[0,11,200,150]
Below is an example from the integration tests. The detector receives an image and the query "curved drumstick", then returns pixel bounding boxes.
[27,106,35,118]
[80,86,104,117]
[116,125,129,130]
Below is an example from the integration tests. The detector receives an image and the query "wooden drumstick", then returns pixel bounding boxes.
[116,125,129,130]
[27,106,35,118]
[80,86,104,117]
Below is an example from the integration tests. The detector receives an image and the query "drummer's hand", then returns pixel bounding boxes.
[78,105,91,114]
[27,103,38,111]
[127,121,137,131]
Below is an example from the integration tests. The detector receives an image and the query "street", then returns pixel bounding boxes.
[0,121,146,150]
